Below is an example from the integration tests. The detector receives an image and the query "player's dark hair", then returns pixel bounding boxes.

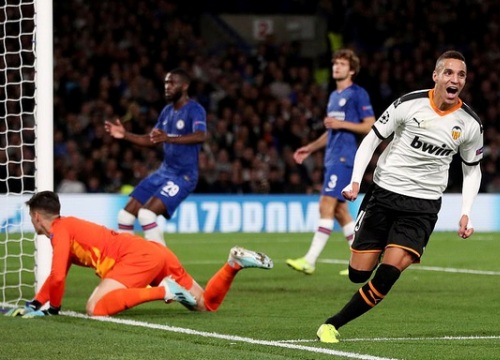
[169,68,191,85]
[332,48,361,77]
[26,191,61,215]
[435,50,466,68]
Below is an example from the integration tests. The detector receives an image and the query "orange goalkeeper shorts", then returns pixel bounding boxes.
[104,241,194,290]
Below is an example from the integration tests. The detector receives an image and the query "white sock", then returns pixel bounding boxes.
[343,221,355,247]
[137,208,165,246]
[117,209,136,234]
[304,218,334,266]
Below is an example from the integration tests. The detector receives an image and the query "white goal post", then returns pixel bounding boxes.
[0,0,53,308]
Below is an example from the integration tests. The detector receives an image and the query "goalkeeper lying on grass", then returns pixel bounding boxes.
[6,191,273,318]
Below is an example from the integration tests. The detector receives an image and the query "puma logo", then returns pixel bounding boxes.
[412,118,424,128]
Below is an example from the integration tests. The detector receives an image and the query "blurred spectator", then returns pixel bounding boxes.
[5,1,498,195]
[57,167,86,193]
[283,170,308,194]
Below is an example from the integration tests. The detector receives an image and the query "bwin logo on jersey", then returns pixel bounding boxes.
[410,136,453,156]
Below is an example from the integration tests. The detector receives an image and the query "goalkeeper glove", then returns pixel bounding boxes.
[5,307,29,317]
[4,300,42,317]
[22,304,60,318]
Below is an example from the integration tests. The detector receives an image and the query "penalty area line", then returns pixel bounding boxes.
[63,311,400,360]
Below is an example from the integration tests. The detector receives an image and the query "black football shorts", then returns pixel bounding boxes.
[352,184,441,260]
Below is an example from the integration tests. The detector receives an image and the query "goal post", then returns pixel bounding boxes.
[0,0,53,308]
[34,0,53,293]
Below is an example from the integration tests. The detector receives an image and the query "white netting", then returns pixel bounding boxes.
[0,0,37,308]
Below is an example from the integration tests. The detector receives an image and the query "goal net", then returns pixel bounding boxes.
[1,0,53,309]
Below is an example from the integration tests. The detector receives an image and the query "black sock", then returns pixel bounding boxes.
[325,264,401,329]
[325,290,371,328]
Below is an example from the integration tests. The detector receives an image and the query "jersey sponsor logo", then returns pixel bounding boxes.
[327,110,345,120]
[176,120,185,130]
[451,126,462,140]
[410,136,453,156]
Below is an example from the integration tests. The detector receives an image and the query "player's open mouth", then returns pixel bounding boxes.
[446,86,458,95]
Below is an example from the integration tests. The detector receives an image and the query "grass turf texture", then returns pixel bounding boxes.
[1,231,499,360]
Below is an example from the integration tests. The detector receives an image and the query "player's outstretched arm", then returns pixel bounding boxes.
[104,119,125,138]
[458,163,481,239]
[293,146,311,164]
[150,129,206,145]
[294,132,328,164]
[105,119,154,147]
[342,130,381,201]
[324,116,375,135]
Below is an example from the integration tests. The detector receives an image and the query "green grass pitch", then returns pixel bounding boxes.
[1,231,499,360]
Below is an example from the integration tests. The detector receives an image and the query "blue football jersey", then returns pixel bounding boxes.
[325,84,374,167]
[154,99,207,182]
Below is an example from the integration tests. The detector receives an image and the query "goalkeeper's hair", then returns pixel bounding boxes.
[26,191,61,215]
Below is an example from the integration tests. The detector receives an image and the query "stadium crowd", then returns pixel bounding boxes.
[2,0,499,195]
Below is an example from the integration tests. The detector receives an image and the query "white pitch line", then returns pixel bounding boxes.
[183,258,500,277]
[280,335,500,343]
[346,335,500,342]
[62,311,400,360]
[319,259,500,276]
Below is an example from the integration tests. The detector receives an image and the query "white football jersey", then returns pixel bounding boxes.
[372,89,483,199]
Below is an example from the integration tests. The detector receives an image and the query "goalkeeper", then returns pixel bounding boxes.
[6,191,273,318]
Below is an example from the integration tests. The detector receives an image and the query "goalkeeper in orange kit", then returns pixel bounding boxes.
[6,191,273,317]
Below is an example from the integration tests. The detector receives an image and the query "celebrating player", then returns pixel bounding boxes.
[105,68,207,246]
[286,49,375,275]
[6,191,272,317]
[317,50,483,343]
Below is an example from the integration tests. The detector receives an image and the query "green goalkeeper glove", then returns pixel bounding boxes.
[22,304,60,318]
[22,309,49,318]
[4,300,42,317]
[5,307,31,317]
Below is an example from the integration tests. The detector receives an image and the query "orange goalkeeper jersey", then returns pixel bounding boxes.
[35,216,164,308]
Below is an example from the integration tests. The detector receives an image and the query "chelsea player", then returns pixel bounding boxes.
[105,68,207,245]
[287,49,375,275]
